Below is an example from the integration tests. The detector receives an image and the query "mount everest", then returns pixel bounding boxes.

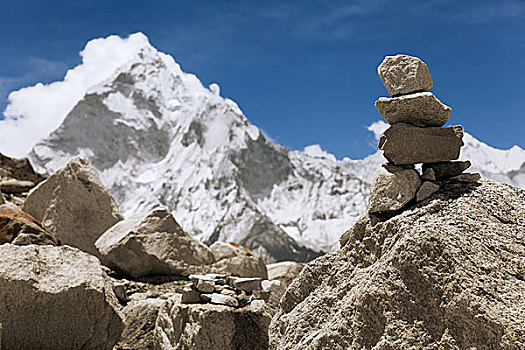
[3,33,524,262]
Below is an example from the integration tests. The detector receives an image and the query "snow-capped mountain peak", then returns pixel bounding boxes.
[6,33,524,262]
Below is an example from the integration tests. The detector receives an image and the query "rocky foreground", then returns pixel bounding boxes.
[270,180,525,349]
[0,153,300,349]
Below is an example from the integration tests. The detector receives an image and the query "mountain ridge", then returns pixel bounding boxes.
[3,33,523,262]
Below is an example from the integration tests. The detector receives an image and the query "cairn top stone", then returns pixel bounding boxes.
[378,54,433,97]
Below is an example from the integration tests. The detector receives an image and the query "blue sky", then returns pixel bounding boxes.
[1,0,524,159]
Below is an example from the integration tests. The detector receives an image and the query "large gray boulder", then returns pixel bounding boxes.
[0,245,124,349]
[271,180,525,349]
[379,123,463,164]
[368,164,421,213]
[156,297,272,350]
[378,54,433,97]
[375,92,451,127]
[22,156,123,256]
[95,207,214,278]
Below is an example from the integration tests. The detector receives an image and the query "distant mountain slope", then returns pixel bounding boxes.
[16,33,525,262]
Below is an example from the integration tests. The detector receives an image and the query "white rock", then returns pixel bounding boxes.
[22,156,123,256]
[95,207,214,278]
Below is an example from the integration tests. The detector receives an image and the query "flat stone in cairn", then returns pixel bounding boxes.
[416,181,440,202]
[422,161,471,179]
[234,277,263,294]
[379,123,463,165]
[368,164,421,213]
[375,92,451,127]
[421,167,437,181]
[447,173,481,183]
[378,54,433,97]
[211,293,239,307]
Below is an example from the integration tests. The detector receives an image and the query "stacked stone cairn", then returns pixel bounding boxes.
[368,54,480,213]
[182,273,270,307]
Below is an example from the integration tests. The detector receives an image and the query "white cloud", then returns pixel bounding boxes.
[367,120,388,140]
[0,32,152,157]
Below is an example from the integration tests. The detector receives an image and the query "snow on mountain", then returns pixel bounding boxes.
[6,33,523,262]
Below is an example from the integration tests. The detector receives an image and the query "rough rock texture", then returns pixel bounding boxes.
[156,297,272,350]
[95,208,214,278]
[0,152,45,184]
[423,161,472,179]
[210,255,269,279]
[368,164,421,213]
[375,92,451,127]
[271,180,525,349]
[416,181,440,202]
[210,241,253,262]
[117,298,168,350]
[448,172,481,183]
[378,54,433,97]
[0,207,59,246]
[22,156,123,256]
[0,245,124,349]
[267,261,304,288]
[379,123,463,165]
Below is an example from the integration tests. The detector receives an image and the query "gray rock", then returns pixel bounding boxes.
[378,54,433,97]
[423,160,472,178]
[233,277,263,294]
[375,92,451,127]
[181,284,201,304]
[379,123,464,165]
[22,156,123,256]
[271,180,525,349]
[211,255,268,279]
[368,164,421,213]
[421,167,437,181]
[0,245,123,350]
[211,293,239,307]
[416,181,440,201]
[262,279,287,311]
[267,261,304,288]
[155,298,272,350]
[95,208,214,278]
[210,241,253,262]
[447,172,481,183]
[112,282,129,304]
[116,297,168,350]
[190,275,215,293]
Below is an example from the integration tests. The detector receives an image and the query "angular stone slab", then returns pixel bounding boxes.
[375,92,451,127]
[22,156,123,256]
[96,208,214,278]
[368,164,421,213]
[416,181,440,201]
[211,293,239,307]
[421,167,436,181]
[378,54,433,97]
[379,124,463,165]
[422,161,471,178]
[447,173,481,183]
[233,277,263,294]
[0,245,123,349]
